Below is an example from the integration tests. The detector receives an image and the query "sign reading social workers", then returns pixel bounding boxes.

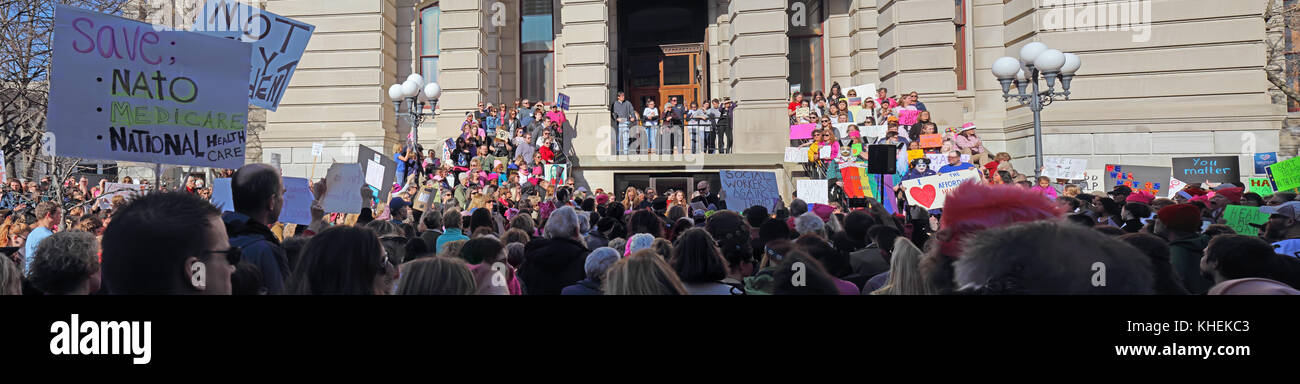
[193,0,315,111]
[46,5,251,169]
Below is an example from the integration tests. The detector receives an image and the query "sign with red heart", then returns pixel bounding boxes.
[899,169,982,209]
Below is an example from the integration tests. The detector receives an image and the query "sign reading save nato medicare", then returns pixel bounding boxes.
[1171,156,1239,184]
[47,5,251,169]
[193,0,315,111]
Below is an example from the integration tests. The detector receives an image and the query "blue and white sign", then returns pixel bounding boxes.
[194,0,315,111]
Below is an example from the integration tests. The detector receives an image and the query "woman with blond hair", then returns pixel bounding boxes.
[397,257,476,295]
[870,238,935,295]
[603,249,688,295]
[621,186,642,211]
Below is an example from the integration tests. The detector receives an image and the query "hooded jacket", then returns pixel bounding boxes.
[519,236,589,295]
[223,211,289,294]
[1169,234,1213,294]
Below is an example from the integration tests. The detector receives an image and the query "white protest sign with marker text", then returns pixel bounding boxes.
[193,0,315,111]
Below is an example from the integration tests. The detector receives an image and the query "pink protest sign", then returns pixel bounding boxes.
[789,124,817,140]
[899,109,920,126]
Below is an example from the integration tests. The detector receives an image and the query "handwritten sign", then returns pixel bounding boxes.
[898,109,920,126]
[48,5,251,169]
[209,178,234,211]
[311,142,323,157]
[1044,157,1088,180]
[719,170,781,212]
[1223,205,1269,237]
[1167,177,1187,199]
[1266,156,1300,192]
[321,163,363,214]
[1105,164,1171,196]
[899,169,982,210]
[919,134,942,148]
[278,176,314,225]
[1078,169,1104,193]
[1248,177,1274,197]
[1255,152,1277,175]
[784,147,807,163]
[796,179,828,205]
[194,0,314,111]
[1172,156,1239,184]
[789,124,817,140]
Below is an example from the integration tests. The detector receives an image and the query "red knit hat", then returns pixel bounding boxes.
[1214,187,1244,204]
[1157,204,1202,233]
[938,182,1063,258]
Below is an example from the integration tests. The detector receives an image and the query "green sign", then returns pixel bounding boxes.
[1248,177,1274,197]
[1222,205,1269,237]
[1266,156,1300,192]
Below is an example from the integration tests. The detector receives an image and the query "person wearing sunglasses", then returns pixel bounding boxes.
[102,192,237,295]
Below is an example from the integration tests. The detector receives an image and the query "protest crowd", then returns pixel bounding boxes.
[5,82,1300,297]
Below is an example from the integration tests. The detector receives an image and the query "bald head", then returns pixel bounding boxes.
[231,163,284,223]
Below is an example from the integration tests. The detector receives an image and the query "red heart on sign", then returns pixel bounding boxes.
[910,184,937,208]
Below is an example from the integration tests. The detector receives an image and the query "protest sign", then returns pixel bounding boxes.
[357,145,397,195]
[790,84,801,94]
[844,84,876,101]
[832,122,855,138]
[193,0,314,111]
[907,149,924,162]
[279,177,314,225]
[1044,157,1088,180]
[840,164,873,199]
[1172,156,1239,184]
[1255,152,1277,175]
[100,182,148,210]
[1079,169,1104,193]
[557,93,570,110]
[321,163,363,214]
[919,134,942,148]
[311,142,323,157]
[719,170,781,211]
[847,105,865,123]
[365,160,385,189]
[789,124,817,140]
[1223,205,1269,237]
[859,124,887,139]
[544,164,568,186]
[898,109,920,126]
[210,178,234,211]
[413,183,437,212]
[1266,156,1300,192]
[899,169,982,210]
[795,107,811,121]
[1105,164,1171,196]
[784,147,807,163]
[0,149,6,183]
[1167,177,1186,199]
[47,5,252,169]
[1248,177,1274,197]
[796,179,828,205]
[925,154,970,168]
[270,153,281,172]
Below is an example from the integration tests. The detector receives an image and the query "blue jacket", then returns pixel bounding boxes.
[223,212,289,294]
[561,278,602,295]
[436,228,470,255]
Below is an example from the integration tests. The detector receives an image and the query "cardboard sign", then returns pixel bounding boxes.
[789,124,817,140]
[278,177,314,225]
[1105,164,1171,196]
[719,170,781,212]
[557,93,570,110]
[1248,177,1274,197]
[796,179,828,205]
[210,178,234,211]
[1223,205,1269,237]
[1080,169,1104,193]
[1255,152,1277,174]
[1172,156,1239,184]
[1044,157,1088,180]
[321,163,363,214]
[919,134,942,148]
[899,169,982,210]
[784,147,807,163]
[47,5,251,169]
[311,142,323,157]
[1266,156,1300,192]
[413,183,437,212]
[898,109,920,126]
[193,0,314,111]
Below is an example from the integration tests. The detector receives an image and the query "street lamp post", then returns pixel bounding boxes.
[990,42,1082,178]
[388,74,442,148]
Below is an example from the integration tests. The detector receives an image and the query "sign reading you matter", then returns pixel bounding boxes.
[47,5,251,169]
[193,0,315,111]
[1171,156,1239,184]
[719,171,781,212]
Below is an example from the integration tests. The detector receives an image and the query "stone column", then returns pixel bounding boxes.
[729,0,789,156]
[877,0,960,127]
[558,0,613,159]
[825,0,853,87]
[848,0,880,85]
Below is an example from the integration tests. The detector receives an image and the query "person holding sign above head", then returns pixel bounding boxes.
[938,151,975,174]
[222,164,290,295]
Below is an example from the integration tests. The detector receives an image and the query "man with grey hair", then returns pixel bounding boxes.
[794,212,827,239]
[521,206,591,294]
[561,247,621,295]
[27,231,101,295]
